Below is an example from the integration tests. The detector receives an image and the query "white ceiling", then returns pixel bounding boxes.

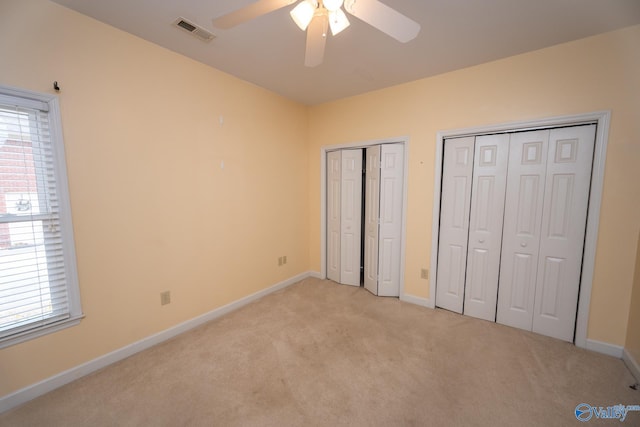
[50,0,640,105]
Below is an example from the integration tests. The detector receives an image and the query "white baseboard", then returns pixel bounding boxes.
[623,348,640,383]
[401,297,626,362]
[0,271,312,414]
[308,271,322,279]
[400,293,433,308]
[585,338,624,358]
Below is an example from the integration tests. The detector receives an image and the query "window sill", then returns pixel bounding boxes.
[0,314,85,350]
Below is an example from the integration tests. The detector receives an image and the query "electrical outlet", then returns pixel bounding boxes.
[421,268,429,280]
[283,255,287,265]
[160,291,171,305]
[278,256,283,266]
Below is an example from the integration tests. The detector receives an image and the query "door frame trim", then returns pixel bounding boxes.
[429,111,610,349]
[320,137,409,298]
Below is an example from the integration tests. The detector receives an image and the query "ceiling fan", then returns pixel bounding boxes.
[212,0,421,67]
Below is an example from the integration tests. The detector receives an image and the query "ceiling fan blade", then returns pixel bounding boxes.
[344,0,420,43]
[305,12,328,67]
[213,0,297,29]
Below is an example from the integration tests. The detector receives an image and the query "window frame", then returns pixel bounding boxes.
[0,84,83,349]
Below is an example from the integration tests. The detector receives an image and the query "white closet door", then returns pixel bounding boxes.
[326,150,341,283]
[463,135,509,321]
[378,144,404,297]
[436,137,475,313]
[340,149,363,286]
[364,145,380,295]
[497,130,550,331]
[532,125,596,341]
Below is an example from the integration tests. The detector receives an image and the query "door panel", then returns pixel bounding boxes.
[509,252,535,311]
[364,146,380,295]
[340,149,363,286]
[532,125,595,341]
[516,175,542,235]
[497,130,549,331]
[326,151,341,283]
[378,144,404,296]
[463,134,509,321]
[436,137,474,313]
[467,248,488,301]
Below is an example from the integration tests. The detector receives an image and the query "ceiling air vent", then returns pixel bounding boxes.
[173,17,216,42]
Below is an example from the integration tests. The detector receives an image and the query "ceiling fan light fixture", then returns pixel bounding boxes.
[290,0,318,31]
[343,0,356,14]
[329,9,350,36]
[322,0,344,12]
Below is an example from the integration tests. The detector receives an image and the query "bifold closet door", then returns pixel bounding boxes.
[328,144,404,294]
[435,137,474,313]
[497,125,595,341]
[377,144,404,297]
[462,134,509,321]
[340,149,363,286]
[326,149,363,286]
[364,144,405,297]
[531,125,596,341]
[437,125,595,342]
[326,150,341,283]
[496,130,550,330]
[364,146,380,295]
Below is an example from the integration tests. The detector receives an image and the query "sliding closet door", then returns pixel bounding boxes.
[532,125,595,341]
[496,130,550,331]
[327,151,342,283]
[378,144,405,297]
[435,137,475,313]
[340,149,363,286]
[462,134,509,321]
[364,146,380,295]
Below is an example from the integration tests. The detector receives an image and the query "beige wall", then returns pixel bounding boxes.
[626,232,640,367]
[308,25,640,347]
[0,0,309,396]
[1,0,639,402]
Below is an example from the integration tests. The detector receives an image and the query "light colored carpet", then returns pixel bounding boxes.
[1,277,638,426]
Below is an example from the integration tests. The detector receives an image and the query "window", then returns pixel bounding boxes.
[0,85,82,348]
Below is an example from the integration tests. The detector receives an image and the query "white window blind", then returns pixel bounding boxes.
[0,86,82,348]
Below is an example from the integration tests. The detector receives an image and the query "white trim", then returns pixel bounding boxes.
[49,95,83,322]
[0,85,53,111]
[320,147,327,280]
[0,271,312,414]
[574,113,609,349]
[430,111,611,349]
[400,293,431,308]
[399,141,410,301]
[623,348,640,382]
[429,134,445,310]
[308,270,322,279]
[319,137,410,298]
[0,84,84,349]
[0,316,83,350]
[585,339,624,358]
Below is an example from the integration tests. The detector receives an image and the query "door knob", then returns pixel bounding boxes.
[478,239,485,243]
[520,242,527,247]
